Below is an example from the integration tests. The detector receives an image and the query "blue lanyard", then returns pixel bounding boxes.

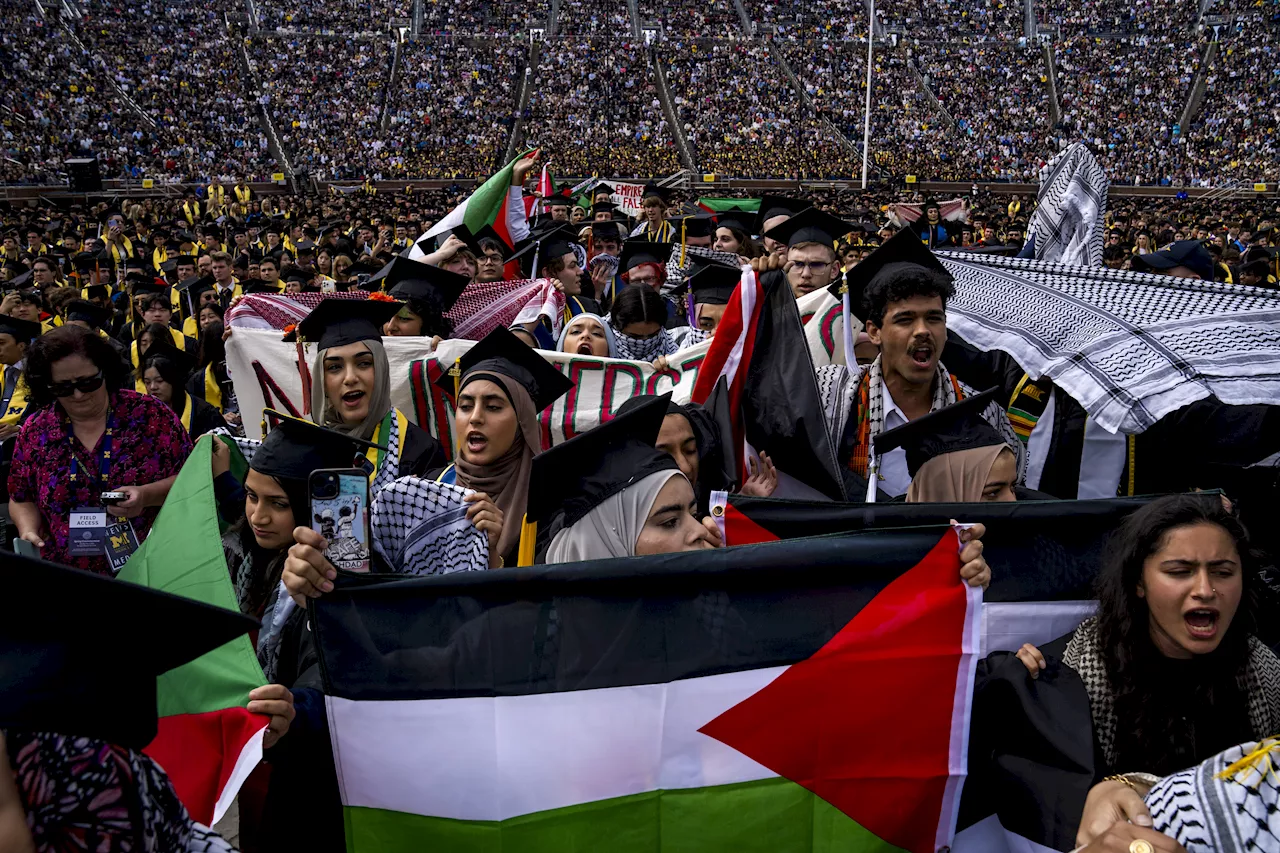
[68,412,116,490]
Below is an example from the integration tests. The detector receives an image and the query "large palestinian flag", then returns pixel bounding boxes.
[314,527,984,851]
[118,436,268,825]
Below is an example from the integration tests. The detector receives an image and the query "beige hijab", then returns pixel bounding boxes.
[906,445,1009,503]
[453,372,541,562]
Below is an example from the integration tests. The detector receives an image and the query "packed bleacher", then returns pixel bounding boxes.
[1037,0,1199,35]
[382,37,525,179]
[1055,33,1204,185]
[523,37,680,178]
[880,0,1025,39]
[257,0,410,34]
[252,36,391,180]
[640,0,742,39]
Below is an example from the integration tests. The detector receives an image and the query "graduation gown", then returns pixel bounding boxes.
[172,392,227,439]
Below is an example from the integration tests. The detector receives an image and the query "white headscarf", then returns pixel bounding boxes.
[545,470,682,564]
[556,312,617,357]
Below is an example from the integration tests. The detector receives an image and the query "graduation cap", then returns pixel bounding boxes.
[667,213,716,240]
[241,278,280,294]
[8,270,34,290]
[640,181,672,204]
[282,268,313,286]
[510,225,581,278]
[437,223,483,256]
[159,258,180,276]
[472,224,512,257]
[762,207,853,248]
[140,340,195,388]
[369,256,469,313]
[590,220,623,244]
[689,262,741,305]
[754,195,808,234]
[295,240,317,254]
[1133,240,1215,281]
[0,314,42,343]
[618,239,669,274]
[253,409,386,484]
[1240,258,1271,279]
[294,297,401,349]
[713,207,754,234]
[545,192,573,209]
[0,551,256,748]
[873,388,1004,479]
[62,299,111,330]
[432,325,573,414]
[72,250,107,270]
[837,225,953,312]
[82,283,110,302]
[346,258,383,278]
[526,393,678,528]
[591,202,619,218]
[592,182,616,197]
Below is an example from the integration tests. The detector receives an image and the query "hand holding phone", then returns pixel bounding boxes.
[309,469,371,573]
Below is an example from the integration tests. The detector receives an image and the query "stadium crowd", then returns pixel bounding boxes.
[257,0,410,34]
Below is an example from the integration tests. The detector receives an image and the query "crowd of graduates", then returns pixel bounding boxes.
[1,144,1280,850]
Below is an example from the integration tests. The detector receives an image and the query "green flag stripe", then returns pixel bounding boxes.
[119,437,266,716]
[461,150,535,233]
[344,778,906,853]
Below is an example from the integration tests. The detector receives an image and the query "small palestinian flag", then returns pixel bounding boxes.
[118,436,268,826]
[315,526,982,851]
[413,150,535,254]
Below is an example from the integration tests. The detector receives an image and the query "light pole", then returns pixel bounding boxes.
[861,0,874,189]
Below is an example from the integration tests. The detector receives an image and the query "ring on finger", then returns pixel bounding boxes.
[1128,841,1153,853]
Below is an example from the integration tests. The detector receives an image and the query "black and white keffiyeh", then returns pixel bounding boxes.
[1026,142,1108,268]
[663,245,742,299]
[609,321,683,361]
[370,476,489,575]
[938,252,1280,433]
[1146,738,1280,853]
[815,356,1027,480]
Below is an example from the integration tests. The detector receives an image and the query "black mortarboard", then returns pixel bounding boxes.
[473,225,513,259]
[346,258,383,278]
[526,393,678,528]
[713,207,753,233]
[618,239,669,274]
[160,259,179,275]
[589,221,623,244]
[432,325,573,414]
[837,226,953,316]
[1240,258,1271,279]
[436,223,483,256]
[591,202,619,218]
[82,283,110,302]
[282,268,312,285]
[369,256,469,313]
[762,207,853,247]
[873,388,1004,477]
[689,263,741,305]
[669,213,715,239]
[510,225,580,278]
[253,409,385,484]
[241,278,280,294]
[593,182,616,196]
[72,250,104,270]
[9,271,33,290]
[295,297,401,349]
[62,300,111,329]
[546,193,572,209]
[0,552,256,748]
[754,195,808,233]
[1132,240,1215,281]
[140,340,194,387]
[640,181,672,204]
[0,314,42,343]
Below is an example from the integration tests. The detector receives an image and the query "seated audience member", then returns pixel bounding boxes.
[140,344,226,439]
[374,256,467,340]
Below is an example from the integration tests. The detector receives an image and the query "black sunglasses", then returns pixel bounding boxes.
[50,371,105,398]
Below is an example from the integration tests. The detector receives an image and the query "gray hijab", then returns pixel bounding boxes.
[546,470,682,564]
[310,338,393,441]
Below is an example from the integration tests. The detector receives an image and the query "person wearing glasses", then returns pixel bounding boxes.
[7,325,191,574]
[761,207,850,300]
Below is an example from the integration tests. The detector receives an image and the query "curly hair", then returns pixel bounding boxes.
[1096,493,1263,773]
[24,324,131,408]
[402,298,454,338]
[862,267,955,328]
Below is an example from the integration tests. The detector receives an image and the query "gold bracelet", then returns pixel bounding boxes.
[1102,774,1137,791]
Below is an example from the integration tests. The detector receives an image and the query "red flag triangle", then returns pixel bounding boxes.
[699,530,978,853]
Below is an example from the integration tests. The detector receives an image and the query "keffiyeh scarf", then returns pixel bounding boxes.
[816,356,1026,480]
[1146,738,1280,852]
[609,322,683,361]
[370,476,490,575]
[1062,616,1280,770]
[662,245,742,299]
[1026,141,1108,268]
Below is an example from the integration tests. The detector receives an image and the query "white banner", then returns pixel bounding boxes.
[608,181,649,219]
[226,328,711,447]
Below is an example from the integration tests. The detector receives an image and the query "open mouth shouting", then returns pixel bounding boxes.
[908,341,935,369]
[466,430,488,455]
[576,340,594,355]
[340,389,366,410]
[1183,606,1219,642]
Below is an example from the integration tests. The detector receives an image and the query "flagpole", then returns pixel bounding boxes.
[861,0,874,190]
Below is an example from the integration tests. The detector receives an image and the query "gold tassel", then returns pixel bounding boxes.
[449,361,463,454]
[517,515,537,567]
[1215,735,1280,787]
[680,218,688,268]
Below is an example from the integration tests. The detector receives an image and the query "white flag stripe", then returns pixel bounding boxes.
[327,666,786,823]
[980,601,1097,656]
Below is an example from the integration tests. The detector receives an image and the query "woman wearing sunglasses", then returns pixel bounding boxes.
[7,325,192,575]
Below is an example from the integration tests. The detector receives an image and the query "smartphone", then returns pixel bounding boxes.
[101,491,128,505]
[308,468,371,573]
[14,538,39,559]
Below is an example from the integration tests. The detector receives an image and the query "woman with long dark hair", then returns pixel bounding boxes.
[1002,494,1280,847]
[186,320,239,429]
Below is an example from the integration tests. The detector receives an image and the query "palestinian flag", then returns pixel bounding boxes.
[693,268,846,501]
[118,436,268,826]
[697,197,762,213]
[315,527,984,851]
[415,150,535,252]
